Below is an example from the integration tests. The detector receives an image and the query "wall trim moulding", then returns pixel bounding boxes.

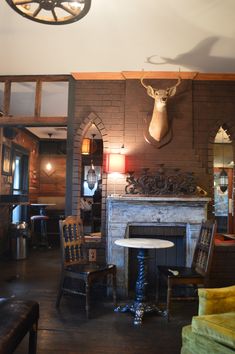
[71,71,235,81]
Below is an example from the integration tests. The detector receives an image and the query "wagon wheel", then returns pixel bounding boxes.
[6,0,91,25]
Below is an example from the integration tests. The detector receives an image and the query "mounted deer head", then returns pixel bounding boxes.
[141,76,181,142]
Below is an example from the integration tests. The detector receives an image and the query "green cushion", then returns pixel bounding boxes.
[198,286,235,316]
[181,325,235,354]
[192,312,235,350]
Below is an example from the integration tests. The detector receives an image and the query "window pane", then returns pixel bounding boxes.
[41,82,68,116]
[10,82,36,116]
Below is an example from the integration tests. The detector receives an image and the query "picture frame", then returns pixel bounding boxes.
[2,144,12,176]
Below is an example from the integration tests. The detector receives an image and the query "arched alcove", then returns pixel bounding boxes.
[70,112,108,232]
[80,123,103,234]
[213,125,233,233]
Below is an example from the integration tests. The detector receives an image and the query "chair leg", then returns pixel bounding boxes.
[56,274,65,308]
[85,280,90,319]
[28,321,38,354]
[166,279,172,322]
[112,270,117,307]
[156,272,160,303]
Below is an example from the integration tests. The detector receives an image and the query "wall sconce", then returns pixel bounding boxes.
[81,138,90,155]
[105,153,126,174]
[6,0,91,25]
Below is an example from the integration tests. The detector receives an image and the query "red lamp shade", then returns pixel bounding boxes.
[106,154,126,174]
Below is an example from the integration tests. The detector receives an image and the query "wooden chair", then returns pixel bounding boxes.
[56,216,117,318]
[157,220,217,321]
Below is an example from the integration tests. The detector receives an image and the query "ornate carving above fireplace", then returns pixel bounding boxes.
[106,195,211,297]
[125,167,198,196]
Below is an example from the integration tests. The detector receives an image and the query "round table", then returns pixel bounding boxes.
[115,238,174,325]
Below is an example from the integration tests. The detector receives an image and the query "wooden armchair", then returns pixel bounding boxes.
[56,216,117,318]
[157,220,217,321]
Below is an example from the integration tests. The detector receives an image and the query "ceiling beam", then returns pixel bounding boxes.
[0,116,67,127]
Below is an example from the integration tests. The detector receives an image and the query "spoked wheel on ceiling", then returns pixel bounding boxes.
[6,0,91,25]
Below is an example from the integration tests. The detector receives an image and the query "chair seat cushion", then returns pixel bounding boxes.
[192,312,235,350]
[158,265,202,278]
[66,263,115,274]
[182,324,235,354]
[0,298,39,353]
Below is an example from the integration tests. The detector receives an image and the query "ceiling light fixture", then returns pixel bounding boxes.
[6,0,91,25]
[44,133,54,175]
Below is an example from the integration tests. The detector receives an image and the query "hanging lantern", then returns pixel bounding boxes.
[219,168,228,193]
[105,154,126,174]
[81,138,90,155]
[87,134,97,190]
[87,163,97,190]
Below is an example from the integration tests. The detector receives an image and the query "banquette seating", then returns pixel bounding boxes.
[0,298,39,354]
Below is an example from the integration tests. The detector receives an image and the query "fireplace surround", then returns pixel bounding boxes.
[106,196,210,296]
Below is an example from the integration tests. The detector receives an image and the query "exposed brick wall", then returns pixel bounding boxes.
[69,78,209,218]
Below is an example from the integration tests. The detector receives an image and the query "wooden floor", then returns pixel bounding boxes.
[0,247,198,354]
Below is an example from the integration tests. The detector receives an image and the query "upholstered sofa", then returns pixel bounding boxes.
[181,285,235,354]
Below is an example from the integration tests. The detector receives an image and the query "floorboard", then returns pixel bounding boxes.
[0,247,197,354]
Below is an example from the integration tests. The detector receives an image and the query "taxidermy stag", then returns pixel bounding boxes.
[141,76,181,145]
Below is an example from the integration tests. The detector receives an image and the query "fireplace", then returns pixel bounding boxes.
[106,196,210,297]
[128,224,186,293]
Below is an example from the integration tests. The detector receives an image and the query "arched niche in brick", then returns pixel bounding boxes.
[208,121,235,233]
[71,112,108,231]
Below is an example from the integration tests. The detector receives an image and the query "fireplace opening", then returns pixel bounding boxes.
[128,224,186,296]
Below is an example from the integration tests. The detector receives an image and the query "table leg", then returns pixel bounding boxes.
[115,248,163,325]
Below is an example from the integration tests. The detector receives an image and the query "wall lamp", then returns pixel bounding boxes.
[6,0,91,25]
[105,153,126,174]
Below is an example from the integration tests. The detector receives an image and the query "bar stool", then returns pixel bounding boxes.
[30,215,49,248]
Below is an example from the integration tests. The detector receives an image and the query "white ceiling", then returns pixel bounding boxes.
[1,1,235,75]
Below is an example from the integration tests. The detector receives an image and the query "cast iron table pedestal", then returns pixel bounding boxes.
[114,238,174,325]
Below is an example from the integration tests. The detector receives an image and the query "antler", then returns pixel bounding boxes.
[140,74,156,98]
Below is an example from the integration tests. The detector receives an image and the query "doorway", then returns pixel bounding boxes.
[12,144,29,223]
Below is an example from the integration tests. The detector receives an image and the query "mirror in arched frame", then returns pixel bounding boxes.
[213,126,234,233]
[80,124,103,234]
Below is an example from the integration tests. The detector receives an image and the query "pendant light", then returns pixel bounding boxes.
[87,134,97,190]
[6,0,91,25]
[219,129,228,193]
[44,133,54,176]
[81,138,90,155]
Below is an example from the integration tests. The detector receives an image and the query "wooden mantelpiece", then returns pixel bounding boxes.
[71,71,235,81]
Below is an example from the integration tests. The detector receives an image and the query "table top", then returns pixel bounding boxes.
[222,233,235,240]
[115,238,174,249]
[31,203,56,207]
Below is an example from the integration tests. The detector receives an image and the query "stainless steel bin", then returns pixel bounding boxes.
[10,222,29,260]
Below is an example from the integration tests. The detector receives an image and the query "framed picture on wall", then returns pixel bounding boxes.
[1,144,12,175]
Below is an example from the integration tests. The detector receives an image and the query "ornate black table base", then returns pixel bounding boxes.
[115,301,164,325]
[115,248,164,325]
